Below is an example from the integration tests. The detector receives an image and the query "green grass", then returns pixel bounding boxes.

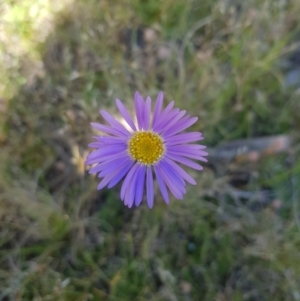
[1,0,300,300]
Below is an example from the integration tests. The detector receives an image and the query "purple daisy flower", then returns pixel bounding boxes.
[86,92,208,208]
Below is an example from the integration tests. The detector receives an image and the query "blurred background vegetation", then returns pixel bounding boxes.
[1,0,300,300]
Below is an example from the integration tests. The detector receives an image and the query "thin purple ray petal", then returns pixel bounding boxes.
[158,109,187,134]
[164,116,198,138]
[135,165,146,206]
[92,135,125,143]
[146,166,154,208]
[100,110,131,136]
[153,101,174,131]
[154,165,169,204]
[164,157,196,185]
[124,183,132,207]
[126,167,139,208]
[155,108,180,132]
[152,92,163,127]
[86,144,126,160]
[98,158,131,177]
[171,144,208,151]
[158,162,183,199]
[168,147,208,161]
[86,151,128,165]
[170,145,209,157]
[160,160,186,190]
[88,155,128,174]
[97,167,121,190]
[120,163,139,200]
[108,160,134,188]
[166,153,203,170]
[144,96,151,130]
[166,132,204,145]
[97,136,128,144]
[116,98,136,131]
[134,91,144,130]
[91,122,127,137]
[159,114,190,136]
[88,142,103,148]
[167,149,208,162]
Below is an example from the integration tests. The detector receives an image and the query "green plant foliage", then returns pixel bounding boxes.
[1,0,300,300]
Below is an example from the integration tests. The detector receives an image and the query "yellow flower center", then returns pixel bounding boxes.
[128,131,165,165]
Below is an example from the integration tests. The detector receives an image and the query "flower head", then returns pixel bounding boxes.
[86,92,208,208]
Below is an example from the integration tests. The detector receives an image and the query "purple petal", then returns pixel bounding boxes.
[155,108,180,132]
[87,144,126,160]
[91,122,127,137]
[87,143,127,159]
[144,96,151,130]
[97,167,121,190]
[107,160,134,188]
[164,157,196,185]
[162,101,175,115]
[166,132,204,145]
[153,101,174,131]
[86,151,128,165]
[100,110,131,136]
[88,142,103,148]
[135,165,146,206]
[171,144,207,151]
[124,182,132,207]
[125,167,139,208]
[157,109,186,134]
[154,165,169,204]
[167,149,208,162]
[88,155,128,174]
[108,160,134,188]
[158,162,184,199]
[120,163,139,200]
[168,146,208,161]
[146,166,154,208]
[152,92,163,127]
[166,153,203,170]
[97,136,127,144]
[116,98,136,131]
[161,160,186,190]
[134,91,144,130]
[98,158,130,177]
[163,116,198,138]
[160,114,189,136]
[170,145,208,157]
